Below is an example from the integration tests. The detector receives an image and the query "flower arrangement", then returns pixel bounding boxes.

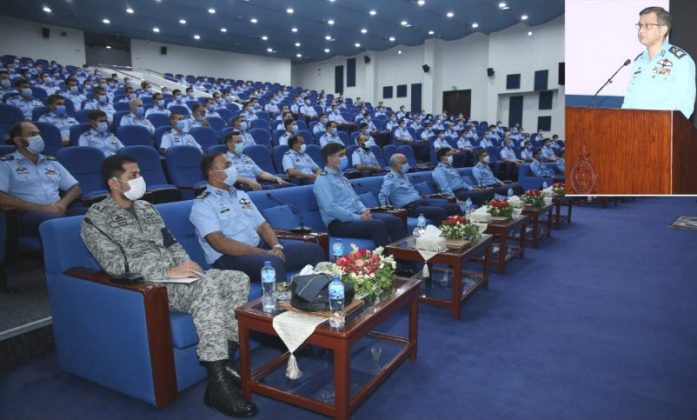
[333,244,396,298]
[487,199,513,218]
[552,182,565,196]
[439,215,482,242]
[521,189,545,208]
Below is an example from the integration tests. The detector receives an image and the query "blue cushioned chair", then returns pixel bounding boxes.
[250,119,270,131]
[56,147,107,202]
[206,117,225,137]
[0,145,15,156]
[113,111,130,130]
[0,104,25,134]
[118,146,180,203]
[114,102,130,112]
[31,105,50,121]
[164,145,206,199]
[249,128,271,149]
[118,125,153,147]
[244,145,278,175]
[273,145,290,174]
[189,126,219,152]
[34,121,63,156]
[168,105,190,116]
[147,114,170,130]
[518,163,553,191]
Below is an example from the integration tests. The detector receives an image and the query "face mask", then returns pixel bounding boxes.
[97,121,109,133]
[147,87,154,94]
[26,135,45,154]
[446,155,453,165]
[483,156,490,163]
[298,144,306,154]
[55,105,66,116]
[401,163,410,173]
[99,95,108,104]
[157,99,165,107]
[246,107,253,113]
[0,79,9,88]
[21,88,32,98]
[207,104,215,111]
[233,143,244,155]
[361,143,370,150]
[135,107,145,117]
[331,127,338,135]
[339,156,349,170]
[240,122,248,131]
[291,125,299,134]
[220,166,238,187]
[69,86,78,92]
[176,120,189,133]
[175,95,182,102]
[319,119,326,125]
[187,92,195,98]
[120,176,147,201]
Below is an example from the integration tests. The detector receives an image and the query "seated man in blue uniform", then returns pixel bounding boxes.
[530,149,564,184]
[190,152,324,286]
[472,150,524,196]
[379,153,461,226]
[224,130,289,191]
[313,143,407,247]
[432,148,494,206]
[622,6,696,119]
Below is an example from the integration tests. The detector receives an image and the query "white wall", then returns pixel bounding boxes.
[291,55,373,100]
[131,40,291,85]
[0,15,86,65]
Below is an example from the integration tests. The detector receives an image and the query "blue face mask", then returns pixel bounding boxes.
[157,99,165,107]
[21,88,32,98]
[221,166,238,187]
[233,143,244,155]
[176,119,189,133]
[240,122,248,131]
[291,125,299,134]
[99,95,108,104]
[401,163,410,173]
[97,121,109,133]
[339,156,349,170]
[135,106,145,117]
[331,127,338,135]
[55,105,66,116]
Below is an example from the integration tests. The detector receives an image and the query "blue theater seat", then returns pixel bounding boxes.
[118,125,153,147]
[56,146,107,202]
[118,146,180,203]
[189,126,220,152]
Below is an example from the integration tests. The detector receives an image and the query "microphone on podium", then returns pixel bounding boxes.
[590,58,631,108]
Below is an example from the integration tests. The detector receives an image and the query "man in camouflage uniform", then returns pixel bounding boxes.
[80,155,256,418]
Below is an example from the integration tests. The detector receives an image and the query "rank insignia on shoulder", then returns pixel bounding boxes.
[669,46,687,59]
[45,155,57,160]
[318,170,327,176]
[0,155,13,161]
[196,191,210,200]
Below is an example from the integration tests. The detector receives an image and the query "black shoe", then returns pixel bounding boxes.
[203,360,257,418]
[226,341,242,387]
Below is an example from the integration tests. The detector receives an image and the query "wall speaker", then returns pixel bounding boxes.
[364,55,371,64]
[41,27,50,38]
[422,64,430,73]
[487,67,495,77]
[558,62,565,86]
[160,46,168,55]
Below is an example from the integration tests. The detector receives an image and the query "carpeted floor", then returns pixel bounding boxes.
[1,197,696,420]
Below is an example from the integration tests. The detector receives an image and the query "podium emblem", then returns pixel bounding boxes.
[570,144,597,194]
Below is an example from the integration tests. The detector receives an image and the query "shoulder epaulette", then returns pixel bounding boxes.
[318,170,327,176]
[0,155,13,161]
[45,155,56,161]
[385,172,395,178]
[634,52,643,61]
[196,191,210,200]
[669,46,687,59]
[284,150,293,155]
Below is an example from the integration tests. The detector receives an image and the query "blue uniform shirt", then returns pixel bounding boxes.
[472,162,502,187]
[540,146,557,160]
[226,151,263,180]
[282,149,319,175]
[160,129,202,151]
[189,184,267,264]
[500,147,517,161]
[319,133,343,148]
[39,111,79,140]
[521,148,534,160]
[0,151,78,205]
[622,41,696,118]
[433,138,450,150]
[351,147,379,168]
[530,159,553,177]
[313,166,367,226]
[433,162,473,194]
[120,113,155,135]
[378,169,420,208]
[78,128,124,156]
[6,96,43,119]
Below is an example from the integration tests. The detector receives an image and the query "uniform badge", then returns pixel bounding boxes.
[44,167,57,176]
[16,166,29,175]
[0,155,13,161]
[239,198,252,209]
[220,207,230,213]
[109,214,132,228]
[669,46,686,59]
[196,191,210,200]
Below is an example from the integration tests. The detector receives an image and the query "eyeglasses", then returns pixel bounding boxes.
[635,23,664,30]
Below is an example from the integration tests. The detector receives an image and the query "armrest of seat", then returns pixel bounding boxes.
[422,193,456,203]
[62,267,178,407]
[370,207,408,227]
[273,230,329,260]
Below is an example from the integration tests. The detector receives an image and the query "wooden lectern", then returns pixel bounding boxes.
[565,107,697,195]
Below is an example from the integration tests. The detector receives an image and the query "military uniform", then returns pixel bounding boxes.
[521,148,534,161]
[83,99,116,123]
[530,159,554,177]
[160,129,202,152]
[540,146,557,161]
[145,105,170,117]
[319,133,343,148]
[6,96,43,119]
[190,185,324,284]
[78,128,124,156]
[433,163,494,206]
[623,41,696,118]
[351,147,381,169]
[378,169,460,226]
[63,90,86,108]
[239,130,256,149]
[313,166,405,247]
[120,113,155,136]
[81,196,249,362]
[282,149,319,178]
[473,162,523,196]
[39,111,79,141]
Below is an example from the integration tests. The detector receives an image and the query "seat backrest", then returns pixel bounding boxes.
[248,184,325,232]
[249,128,271,148]
[371,146,387,167]
[337,131,350,146]
[168,105,190,116]
[382,144,398,164]
[34,121,63,156]
[56,146,107,196]
[250,119,270,131]
[398,145,418,167]
[113,111,130,130]
[117,125,153,147]
[69,123,92,146]
[346,145,358,167]
[156,201,209,269]
[206,117,225,137]
[146,113,170,130]
[119,145,169,187]
[32,106,50,121]
[165,145,204,187]
[273,145,290,174]
[305,144,324,168]
[113,102,130,112]
[189,126,220,151]
[31,86,47,102]
[297,129,314,146]
[75,109,93,124]
[244,144,276,174]
[0,104,25,125]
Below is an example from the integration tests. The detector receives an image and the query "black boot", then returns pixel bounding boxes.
[203,360,257,418]
[225,341,242,387]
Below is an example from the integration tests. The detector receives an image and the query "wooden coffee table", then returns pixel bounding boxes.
[484,215,528,274]
[552,196,573,228]
[385,234,493,319]
[236,276,420,420]
[521,203,554,247]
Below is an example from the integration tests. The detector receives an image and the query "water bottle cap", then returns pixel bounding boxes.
[264,260,271,265]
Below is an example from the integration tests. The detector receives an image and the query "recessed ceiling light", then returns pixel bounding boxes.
[194,34,201,40]
[325,35,331,40]
[261,35,268,40]
[528,31,533,36]
[220,27,227,32]
[417,0,425,5]
[152,27,160,33]
[267,47,273,53]
[472,22,479,28]
[286,7,294,14]
[154,0,161,2]
[102,18,111,24]
[388,36,396,42]
[296,53,302,58]
[106,45,112,49]
[294,42,301,47]
[324,48,330,53]
[446,11,454,18]
[361,28,367,34]
[369,9,377,16]
[126,7,134,14]
[328,19,335,25]
[354,42,361,48]
[291,27,298,32]
[179,19,186,24]
[398,50,403,54]
[42,5,52,13]
[208,8,216,14]
[401,20,408,26]
[499,2,510,10]
[428,30,434,35]
[521,14,529,21]
[250,17,258,23]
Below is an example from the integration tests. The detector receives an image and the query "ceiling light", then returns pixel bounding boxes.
[428,30,434,35]
[472,22,479,28]
[401,20,408,26]
[42,5,52,13]
[361,28,367,34]
[291,27,298,32]
[102,18,111,24]
[250,17,258,23]
[208,8,216,14]
[325,35,331,40]
[294,42,301,47]
[369,9,377,16]
[267,47,273,53]
[261,35,268,40]
[106,45,112,49]
[528,31,533,36]
[220,27,227,32]
[152,27,160,33]
[521,14,529,21]
[446,11,454,18]
[328,19,335,25]
[179,18,187,24]
[398,50,403,54]
[324,48,330,53]
[194,34,201,40]
[354,42,361,48]
[126,7,134,14]
[417,0,425,5]
[388,36,396,42]
[296,53,302,58]
[286,7,294,14]
[499,2,510,10]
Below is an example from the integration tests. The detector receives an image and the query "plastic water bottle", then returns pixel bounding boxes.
[332,240,344,262]
[261,261,276,313]
[328,275,345,328]
[465,198,473,218]
[417,213,426,235]
[542,181,548,189]
[507,187,513,198]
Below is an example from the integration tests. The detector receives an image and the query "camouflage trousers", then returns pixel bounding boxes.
[166,269,250,362]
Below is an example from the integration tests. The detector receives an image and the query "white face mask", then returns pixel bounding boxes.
[119,176,146,201]
[483,156,490,164]
[298,144,306,153]
[218,166,238,187]
[446,155,453,165]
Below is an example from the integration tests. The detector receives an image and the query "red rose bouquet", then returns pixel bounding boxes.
[333,245,396,297]
[487,199,513,218]
[439,215,481,241]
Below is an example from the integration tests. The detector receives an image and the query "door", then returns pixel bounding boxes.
[508,96,523,127]
[442,90,471,118]
[410,83,422,113]
[334,65,344,95]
